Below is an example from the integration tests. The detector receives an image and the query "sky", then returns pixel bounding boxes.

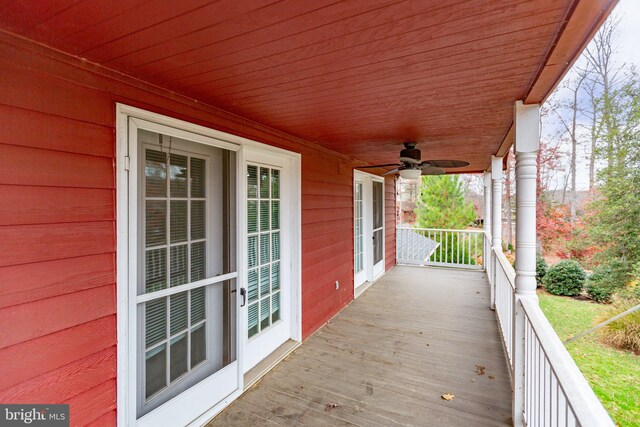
[616,0,640,67]
[541,0,640,192]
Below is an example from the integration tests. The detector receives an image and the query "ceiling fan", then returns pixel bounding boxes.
[356,142,470,179]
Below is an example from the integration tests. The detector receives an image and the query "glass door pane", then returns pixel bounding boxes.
[354,182,364,273]
[137,130,237,418]
[372,181,384,265]
[247,165,281,339]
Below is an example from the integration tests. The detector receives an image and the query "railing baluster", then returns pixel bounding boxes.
[442,230,446,264]
[473,233,477,266]
[396,227,483,268]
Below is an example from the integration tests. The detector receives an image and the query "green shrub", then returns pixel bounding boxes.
[586,265,614,303]
[536,255,548,287]
[597,299,640,355]
[586,259,632,303]
[586,281,615,303]
[543,260,586,296]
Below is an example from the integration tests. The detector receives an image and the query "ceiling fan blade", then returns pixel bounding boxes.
[383,168,401,175]
[399,157,421,165]
[421,166,445,175]
[356,163,401,169]
[423,159,470,168]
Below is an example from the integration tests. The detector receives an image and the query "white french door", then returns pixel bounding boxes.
[125,119,241,427]
[118,105,302,426]
[242,150,295,372]
[354,172,386,292]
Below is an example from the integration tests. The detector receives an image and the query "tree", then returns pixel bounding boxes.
[414,175,476,229]
[584,71,640,281]
[549,71,588,223]
[583,17,624,178]
[535,141,573,254]
[582,69,606,190]
[414,175,477,265]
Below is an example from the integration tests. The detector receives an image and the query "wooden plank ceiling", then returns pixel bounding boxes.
[0,0,615,172]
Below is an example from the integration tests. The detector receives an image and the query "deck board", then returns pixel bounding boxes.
[210,266,512,426]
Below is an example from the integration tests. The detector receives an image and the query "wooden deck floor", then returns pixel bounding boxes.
[210,266,513,426]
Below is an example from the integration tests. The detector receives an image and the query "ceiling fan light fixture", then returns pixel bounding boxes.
[399,168,422,179]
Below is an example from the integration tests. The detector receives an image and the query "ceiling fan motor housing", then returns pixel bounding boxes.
[399,142,421,163]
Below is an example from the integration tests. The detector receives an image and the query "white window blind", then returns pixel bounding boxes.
[247,165,281,338]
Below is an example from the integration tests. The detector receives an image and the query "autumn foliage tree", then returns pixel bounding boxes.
[536,141,574,254]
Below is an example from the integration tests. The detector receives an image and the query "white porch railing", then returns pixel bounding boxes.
[494,248,515,368]
[490,248,614,427]
[396,227,484,269]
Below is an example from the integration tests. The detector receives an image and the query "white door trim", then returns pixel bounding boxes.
[116,104,301,426]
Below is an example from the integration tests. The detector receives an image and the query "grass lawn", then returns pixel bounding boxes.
[538,291,640,427]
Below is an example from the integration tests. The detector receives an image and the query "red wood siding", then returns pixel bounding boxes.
[0,31,396,422]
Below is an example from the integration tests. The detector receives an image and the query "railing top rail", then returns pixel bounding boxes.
[493,248,515,287]
[397,226,485,234]
[520,298,615,427]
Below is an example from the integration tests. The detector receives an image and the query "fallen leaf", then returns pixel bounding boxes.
[475,364,486,376]
[441,393,455,401]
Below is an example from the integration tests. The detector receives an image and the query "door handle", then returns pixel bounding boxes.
[240,288,247,307]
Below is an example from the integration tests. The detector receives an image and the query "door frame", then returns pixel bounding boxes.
[353,171,386,296]
[116,104,302,426]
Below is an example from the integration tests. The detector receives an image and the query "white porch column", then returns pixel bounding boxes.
[512,100,540,426]
[514,101,540,299]
[490,156,503,309]
[483,171,493,303]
